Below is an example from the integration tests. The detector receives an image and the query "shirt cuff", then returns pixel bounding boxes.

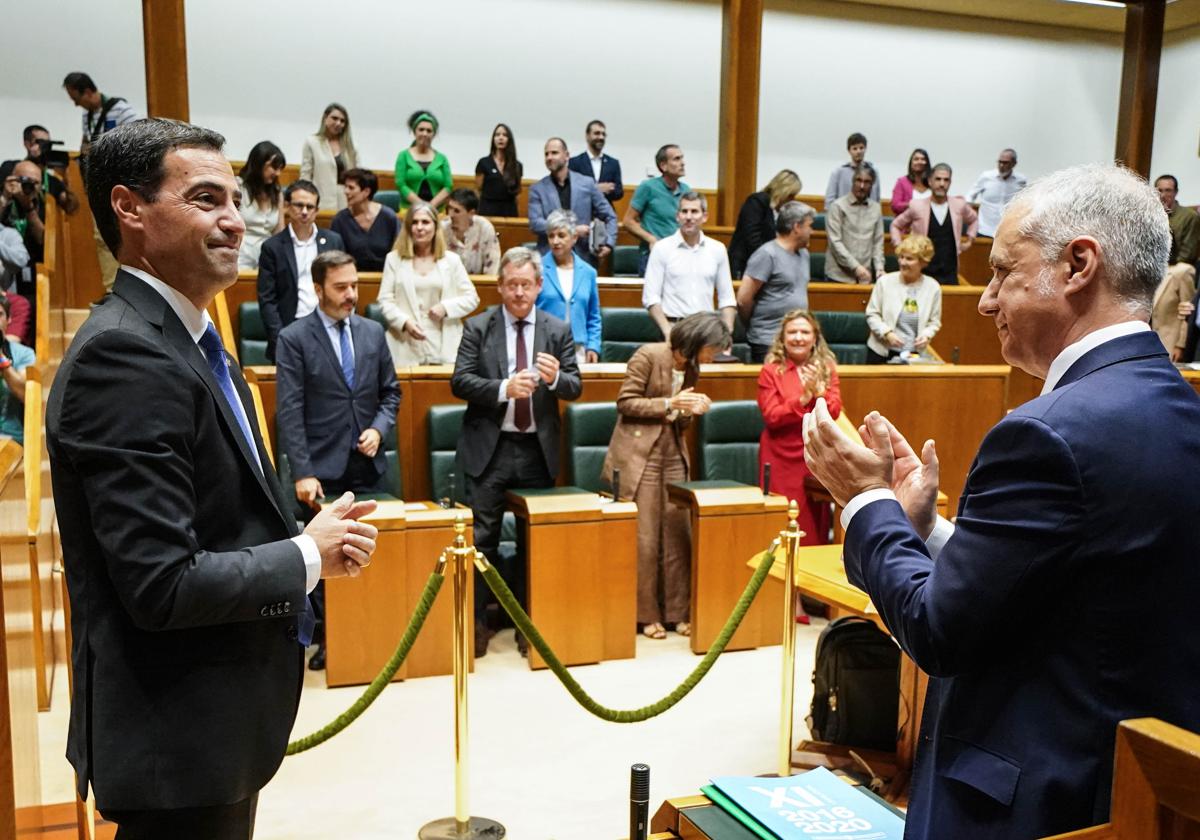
[497,379,508,403]
[839,488,897,533]
[292,534,322,594]
[925,515,955,560]
[549,370,560,391]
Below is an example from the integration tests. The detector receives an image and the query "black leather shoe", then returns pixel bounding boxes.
[308,645,326,671]
[474,619,491,658]
[516,632,528,658]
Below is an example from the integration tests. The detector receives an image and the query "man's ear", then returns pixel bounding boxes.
[110,185,145,237]
[1064,235,1102,297]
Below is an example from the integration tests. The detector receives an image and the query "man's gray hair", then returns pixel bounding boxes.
[499,245,542,282]
[1006,163,1169,312]
[931,162,952,177]
[679,190,707,212]
[545,208,578,235]
[776,200,815,235]
[853,164,877,184]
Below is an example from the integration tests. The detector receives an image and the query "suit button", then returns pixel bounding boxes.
[286,625,299,641]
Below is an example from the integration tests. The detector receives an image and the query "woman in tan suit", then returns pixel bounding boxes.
[602,313,732,639]
[1151,263,1196,360]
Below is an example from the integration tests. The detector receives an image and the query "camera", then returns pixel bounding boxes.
[17,176,36,196]
[33,138,70,170]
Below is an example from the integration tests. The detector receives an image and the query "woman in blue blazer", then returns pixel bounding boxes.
[537,209,601,365]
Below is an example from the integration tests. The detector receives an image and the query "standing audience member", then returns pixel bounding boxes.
[378,203,478,366]
[865,235,943,363]
[275,251,402,671]
[757,309,840,545]
[451,247,582,657]
[0,125,78,213]
[394,110,452,211]
[890,163,978,285]
[1,160,47,341]
[301,103,357,212]
[63,71,141,293]
[603,313,729,640]
[236,141,287,270]
[568,120,624,205]
[825,165,885,284]
[536,209,601,366]
[891,148,931,216]
[330,168,401,272]
[625,145,689,276]
[967,148,1026,237]
[257,179,345,361]
[0,294,33,445]
[1150,175,1197,360]
[474,123,523,217]
[728,169,802,279]
[824,132,880,208]
[737,201,815,362]
[643,192,735,337]
[528,138,616,267]
[443,188,501,275]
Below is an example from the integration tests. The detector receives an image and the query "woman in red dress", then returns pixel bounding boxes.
[756,309,842,546]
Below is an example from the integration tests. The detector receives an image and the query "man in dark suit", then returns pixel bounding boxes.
[451,246,582,657]
[276,250,402,670]
[568,119,623,205]
[256,178,343,362]
[804,163,1200,839]
[528,137,616,268]
[46,119,378,839]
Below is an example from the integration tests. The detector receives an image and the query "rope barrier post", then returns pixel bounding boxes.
[419,515,506,840]
[778,500,803,778]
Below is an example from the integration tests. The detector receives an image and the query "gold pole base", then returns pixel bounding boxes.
[417,816,506,839]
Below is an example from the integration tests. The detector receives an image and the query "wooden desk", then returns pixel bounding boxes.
[666,483,788,654]
[324,500,474,686]
[506,490,638,670]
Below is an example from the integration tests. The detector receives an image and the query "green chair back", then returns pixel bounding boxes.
[809,251,825,282]
[811,213,826,232]
[611,245,641,277]
[238,302,269,366]
[375,191,401,212]
[600,308,662,362]
[884,254,900,273]
[696,401,763,486]
[365,302,387,330]
[814,310,870,365]
[882,215,893,233]
[427,404,466,503]
[564,403,618,493]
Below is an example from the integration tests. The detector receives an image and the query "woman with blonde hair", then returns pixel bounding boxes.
[756,309,841,546]
[728,169,803,278]
[301,103,358,211]
[865,234,943,363]
[378,203,479,365]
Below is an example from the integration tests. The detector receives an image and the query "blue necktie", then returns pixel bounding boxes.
[337,319,355,388]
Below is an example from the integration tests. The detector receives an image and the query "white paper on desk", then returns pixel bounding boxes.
[404,502,428,511]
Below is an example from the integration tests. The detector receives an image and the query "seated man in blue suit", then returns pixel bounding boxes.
[804,163,1200,840]
[568,119,623,205]
[275,250,401,669]
[528,137,616,268]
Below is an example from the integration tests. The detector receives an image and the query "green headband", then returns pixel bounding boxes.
[413,113,438,132]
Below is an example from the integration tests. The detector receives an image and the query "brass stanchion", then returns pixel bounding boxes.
[777,500,802,778]
[419,515,506,839]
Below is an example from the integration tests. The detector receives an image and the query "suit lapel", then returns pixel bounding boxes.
[490,307,510,378]
[542,260,564,303]
[283,232,299,284]
[1054,331,1165,390]
[308,312,350,393]
[350,314,371,389]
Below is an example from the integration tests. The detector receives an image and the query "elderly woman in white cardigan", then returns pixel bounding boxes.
[864,234,943,363]
[378,203,479,366]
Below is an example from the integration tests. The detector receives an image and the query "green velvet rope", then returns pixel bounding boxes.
[286,571,445,755]
[480,539,782,723]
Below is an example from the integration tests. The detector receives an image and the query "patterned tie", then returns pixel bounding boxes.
[198,323,262,473]
[337,319,355,389]
[514,319,532,431]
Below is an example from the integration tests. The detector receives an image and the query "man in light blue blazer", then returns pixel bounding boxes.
[804,164,1200,840]
[528,137,616,268]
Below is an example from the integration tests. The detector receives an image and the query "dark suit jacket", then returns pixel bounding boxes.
[256,226,344,361]
[46,271,307,811]
[275,310,401,483]
[568,151,624,203]
[728,191,775,278]
[843,330,1200,839]
[450,306,582,478]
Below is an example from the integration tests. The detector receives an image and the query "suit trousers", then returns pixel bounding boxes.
[635,431,691,624]
[467,433,552,617]
[107,794,258,839]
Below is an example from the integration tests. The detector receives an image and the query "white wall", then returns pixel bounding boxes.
[0,0,1195,200]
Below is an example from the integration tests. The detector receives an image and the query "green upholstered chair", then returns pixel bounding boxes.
[426,404,517,546]
[611,245,641,278]
[814,310,870,365]
[374,191,401,212]
[563,402,618,493]
[809,251,825,282]
[884,254,900,273]
[695,401,764,487]
[522,241,538,252]
[238,302,270,367]
[600,308,662,362]
[882,215,893,234]
[365,302,387,331]
[730,317,752,363]
[811,213,826,232]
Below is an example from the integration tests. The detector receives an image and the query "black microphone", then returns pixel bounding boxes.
[612,468,621,502]
[443,471,456,509]
[630,763,649,840]
[762,462,772,496]
[952,346,961,365]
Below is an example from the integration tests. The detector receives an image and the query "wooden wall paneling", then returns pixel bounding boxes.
[1114,0,1166,177]
[63,159,104,309]
[141,0,189,120]
[717,0,764,227]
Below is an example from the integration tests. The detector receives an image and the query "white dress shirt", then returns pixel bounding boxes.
[642,230,736,317]
[120,265,321,593]
[589,153,603,182]
[930,201,950,226]
[290,225,319,319]
[839,320,1151,559]
[496,306,559,432]
[316,308,355,368]
[968,169,1028,237]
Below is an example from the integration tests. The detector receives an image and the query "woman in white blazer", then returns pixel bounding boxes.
[301,103,358,211]
[378,203,480,366]
[864,234,943,363]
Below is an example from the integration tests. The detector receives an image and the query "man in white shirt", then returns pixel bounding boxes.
[643,191,736,338]
[801,163,1200,840]
[968,148,1026,237]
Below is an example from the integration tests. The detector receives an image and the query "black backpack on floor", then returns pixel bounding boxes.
[807,616,901,752]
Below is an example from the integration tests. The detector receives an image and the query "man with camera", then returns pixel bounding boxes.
[1,160,48,342]
[1,125,78,214]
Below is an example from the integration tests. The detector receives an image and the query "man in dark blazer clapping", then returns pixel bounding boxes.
[451,246,582,657]
[46,119,378,837]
